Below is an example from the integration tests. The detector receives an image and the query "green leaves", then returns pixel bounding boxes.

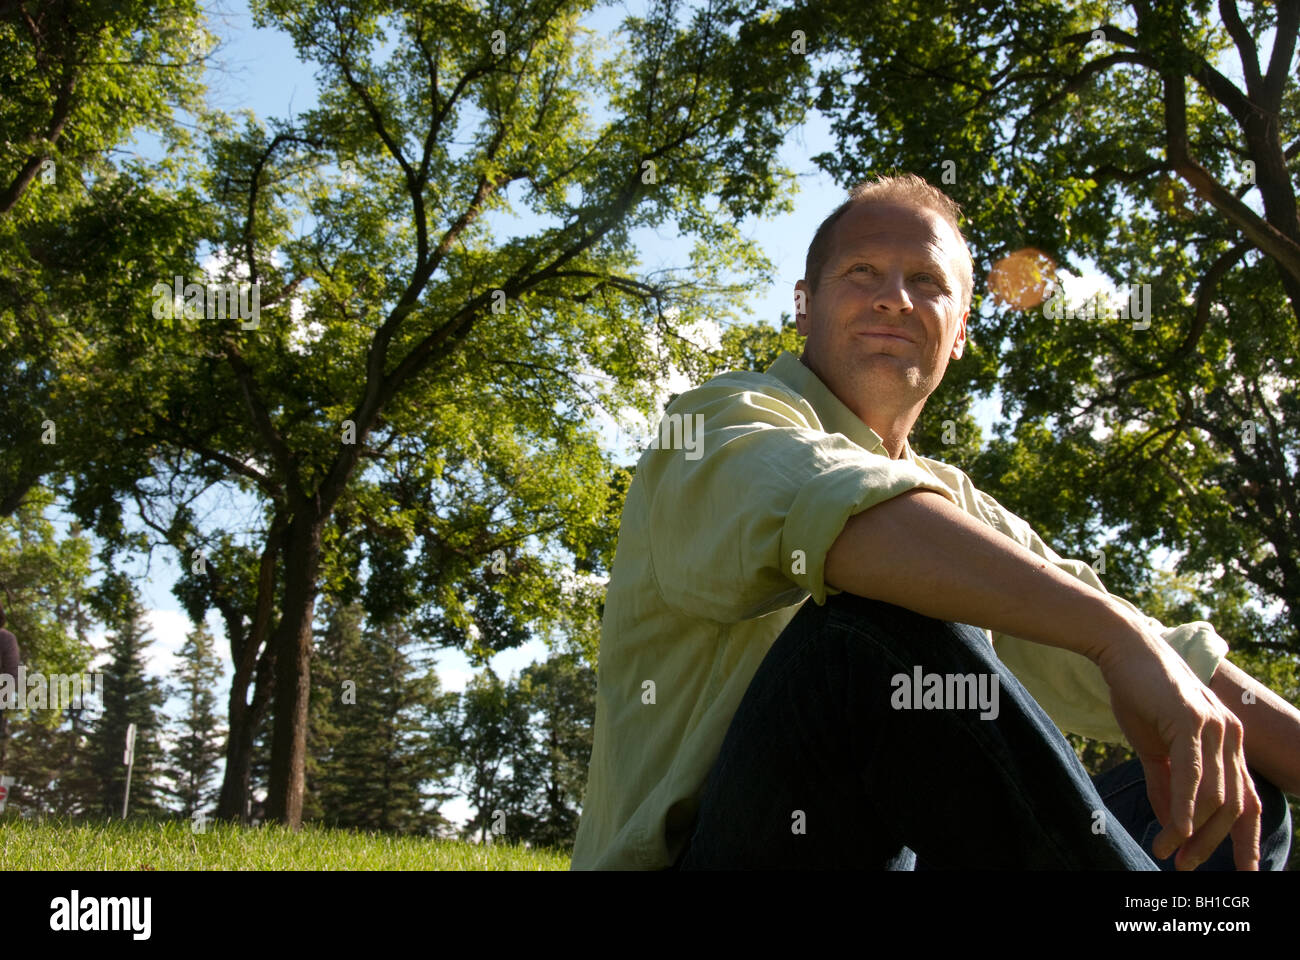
[806,0,1300,650]
[0,484,97,678]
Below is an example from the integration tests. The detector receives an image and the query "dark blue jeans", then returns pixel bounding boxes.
[674,593,1291,869]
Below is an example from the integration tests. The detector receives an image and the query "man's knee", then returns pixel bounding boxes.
[1253,769,1293,867]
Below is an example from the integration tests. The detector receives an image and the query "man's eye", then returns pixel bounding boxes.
[852,264,873,273]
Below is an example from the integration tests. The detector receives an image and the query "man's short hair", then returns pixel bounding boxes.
[803,174,974,314]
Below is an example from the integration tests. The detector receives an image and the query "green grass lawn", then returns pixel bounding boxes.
[0,815,573,870]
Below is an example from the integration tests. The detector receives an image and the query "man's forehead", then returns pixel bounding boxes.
[832,203,960,262]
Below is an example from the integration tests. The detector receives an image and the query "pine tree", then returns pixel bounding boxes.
[303,598,361,824]
[2,706,98,820]
[247,708,273,825]
[86,573,168,819]
[57,701,102,816]
[163,619,225,820]
[312,611,457,835]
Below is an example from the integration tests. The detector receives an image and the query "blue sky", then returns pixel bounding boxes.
[59,0,1018,829]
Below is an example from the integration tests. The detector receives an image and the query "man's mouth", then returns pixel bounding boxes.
[857,328,915,343]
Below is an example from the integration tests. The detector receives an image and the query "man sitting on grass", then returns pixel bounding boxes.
[570,174,1298,871]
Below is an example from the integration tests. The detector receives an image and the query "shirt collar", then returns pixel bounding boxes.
[765,351,920,464]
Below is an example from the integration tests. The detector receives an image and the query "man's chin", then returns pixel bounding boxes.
[853,353,916,378]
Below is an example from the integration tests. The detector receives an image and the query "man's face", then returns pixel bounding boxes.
[795,201,969,421]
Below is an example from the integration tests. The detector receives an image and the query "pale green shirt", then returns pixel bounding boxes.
[570,351,1229,870]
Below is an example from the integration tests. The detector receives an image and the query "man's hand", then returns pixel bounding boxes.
[1097,613,1262,870]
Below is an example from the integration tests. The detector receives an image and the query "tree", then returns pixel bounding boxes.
[451,666,533,844]
[2,705,100,820]
[302,597,361,823]
[0,0,209,517]
[0,484,97,767]
[0,0,223,818]
[49,0,820,829]
[163,618,226,820]
[794,0,1300,654]
[308,602,458,834]
[498,650,596,851]
[86,572,168,818]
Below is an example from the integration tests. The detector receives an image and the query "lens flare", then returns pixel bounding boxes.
[987,248,1057,309]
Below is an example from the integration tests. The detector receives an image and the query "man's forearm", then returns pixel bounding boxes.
[824,489,1300,792]
[1209,657,1300,797]
[823,489,1146,665]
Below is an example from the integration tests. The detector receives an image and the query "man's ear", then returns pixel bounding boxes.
[951,309,968,360]
[794,280,811,336]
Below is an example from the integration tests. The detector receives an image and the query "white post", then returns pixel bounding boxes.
[122,722,137,819]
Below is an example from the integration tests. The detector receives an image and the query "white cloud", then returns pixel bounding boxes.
[85,607,228,700]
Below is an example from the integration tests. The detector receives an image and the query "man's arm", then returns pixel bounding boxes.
[825,488,1263,870]
[1210,658,1300,796]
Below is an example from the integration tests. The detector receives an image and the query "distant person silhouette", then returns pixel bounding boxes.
[0,602,17,683]
[0,601,18,769]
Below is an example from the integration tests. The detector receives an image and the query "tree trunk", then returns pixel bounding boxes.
[215,515,285,822]
[216,684,256,821]
[265,514,324,827]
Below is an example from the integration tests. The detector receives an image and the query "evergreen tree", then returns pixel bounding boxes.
[247,708,273,826]
[56,701,102,817]
[86,573,168,818]
[163,619,225,820]
[2,704,99,820]
[303,598,362,824]
[312,611,457,835]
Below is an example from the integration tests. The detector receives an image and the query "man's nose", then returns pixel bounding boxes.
[872,269,912,312]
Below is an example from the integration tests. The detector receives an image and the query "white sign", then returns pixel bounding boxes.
[122,723,137,819]
[123,722,137,765]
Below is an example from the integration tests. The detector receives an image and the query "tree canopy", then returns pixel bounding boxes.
[794,0,1299,652]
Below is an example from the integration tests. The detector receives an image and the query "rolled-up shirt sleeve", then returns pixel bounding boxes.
[641,375,959,624]
[971,487,1230,744]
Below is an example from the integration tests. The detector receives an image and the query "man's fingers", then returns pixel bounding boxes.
[1172,759,1257,870]
[1153,732,1202,860]
[1169,714,1258,871]
[1225,722,1261,871]
[1190,711,1226,835]
[1142,754,1172,828]
[1228,772,1262,871]
[1174,800,1237,870]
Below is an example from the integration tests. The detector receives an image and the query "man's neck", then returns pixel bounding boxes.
[873,424,913,461]
[798,353,916,460]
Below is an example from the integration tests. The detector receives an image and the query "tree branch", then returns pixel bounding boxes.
[220,338,304,507]
[1163,69,1300,286]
